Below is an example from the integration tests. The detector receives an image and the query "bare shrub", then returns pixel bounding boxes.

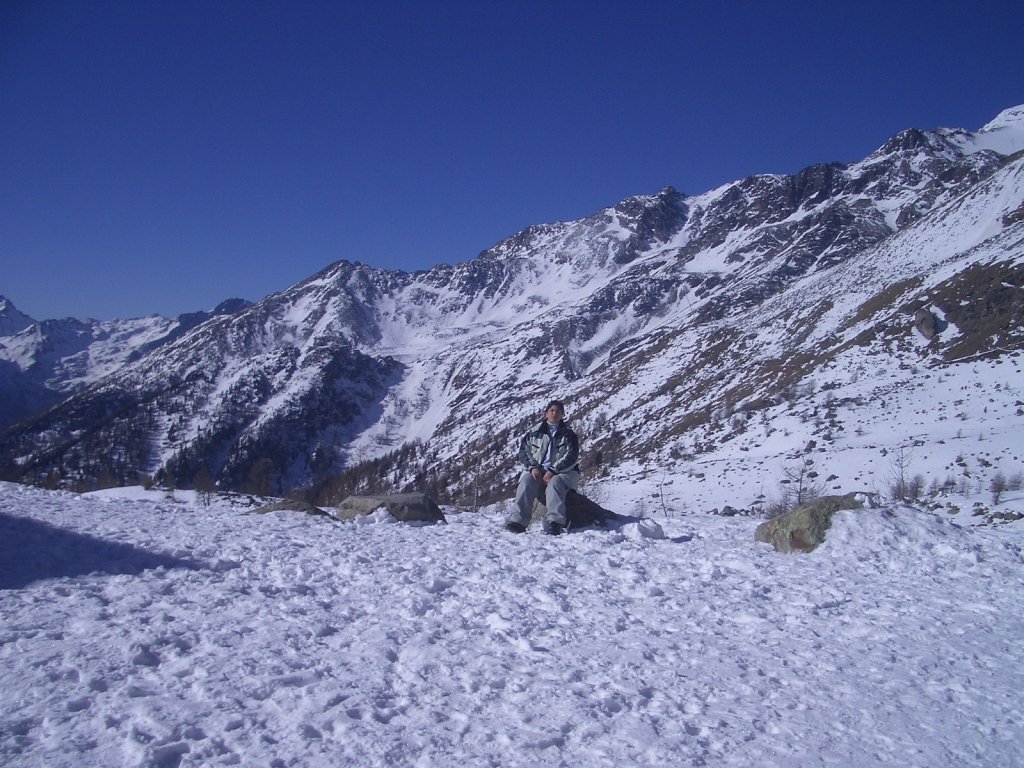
[991,472,1008,505]
[765,459,824,518]
[906,474,925,501]
[888,446,915,501]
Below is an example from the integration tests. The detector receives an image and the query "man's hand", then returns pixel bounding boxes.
[531,467,545,483]
[543,470,554,485]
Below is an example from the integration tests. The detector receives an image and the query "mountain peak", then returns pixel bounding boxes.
[949,105,1024,157]
[211,298,252,316]
[981,104,1024,133]
[655,185,683,201]
[0,295,35,337]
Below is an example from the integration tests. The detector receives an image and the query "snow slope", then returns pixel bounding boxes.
[2,482,1022,767]
[948,105,1024,156]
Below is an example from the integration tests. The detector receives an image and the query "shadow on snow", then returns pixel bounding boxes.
[0,512,202,590]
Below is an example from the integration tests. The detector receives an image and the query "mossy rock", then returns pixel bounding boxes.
[754,493,863,553]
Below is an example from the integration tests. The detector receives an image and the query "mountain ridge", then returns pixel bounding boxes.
[0,298,253,429]
[2,106,1022,509]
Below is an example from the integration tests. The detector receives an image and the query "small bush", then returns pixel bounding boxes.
[991,472,1008,505]
[1009,472,1023,492]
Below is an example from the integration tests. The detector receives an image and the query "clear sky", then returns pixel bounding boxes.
[2,1,1021,321]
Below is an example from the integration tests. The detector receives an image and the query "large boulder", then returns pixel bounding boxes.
[531,490,619,529]
[754,493,864,553]
[336,493,446,524]
[913,308,938,340]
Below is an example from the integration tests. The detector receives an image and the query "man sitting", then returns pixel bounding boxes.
[505,400,581,536]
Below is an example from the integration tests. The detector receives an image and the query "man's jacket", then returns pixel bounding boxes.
[518,420,580,475]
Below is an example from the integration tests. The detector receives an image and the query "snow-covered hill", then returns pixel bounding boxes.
[1,107,1022,514]
[1,481,1022,766]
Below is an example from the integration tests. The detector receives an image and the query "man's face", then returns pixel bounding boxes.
[545,405,564,425]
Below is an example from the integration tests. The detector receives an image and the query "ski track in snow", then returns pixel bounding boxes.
[1,483,1023,767]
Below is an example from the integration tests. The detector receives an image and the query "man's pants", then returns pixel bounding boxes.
[509,469,580,528]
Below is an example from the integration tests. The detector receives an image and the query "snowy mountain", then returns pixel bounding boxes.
[0,298,250,429]
[2,107,1022,514]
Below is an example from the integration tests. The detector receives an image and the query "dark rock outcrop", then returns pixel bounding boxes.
[336,493,446,524]
[253,499,330,516]
[530,490,620,530]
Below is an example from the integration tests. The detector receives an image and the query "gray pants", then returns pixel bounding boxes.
[509,469,580,528]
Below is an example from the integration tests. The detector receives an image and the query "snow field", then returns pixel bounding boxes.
[2,482,1023,767]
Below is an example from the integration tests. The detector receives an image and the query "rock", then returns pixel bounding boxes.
[253,499,331,516]
[913,308,938,339]
[754,493,864,553]
[530,490,619,529]
[335,493,446,524]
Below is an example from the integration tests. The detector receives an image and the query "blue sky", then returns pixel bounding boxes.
[2,1,1021,321]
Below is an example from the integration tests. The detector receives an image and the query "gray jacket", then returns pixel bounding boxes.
[518,420,580,475]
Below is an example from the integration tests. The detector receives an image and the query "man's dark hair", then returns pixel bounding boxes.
[546,400,565,413]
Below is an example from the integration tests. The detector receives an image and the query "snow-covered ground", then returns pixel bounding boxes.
[2,481,1022,767]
